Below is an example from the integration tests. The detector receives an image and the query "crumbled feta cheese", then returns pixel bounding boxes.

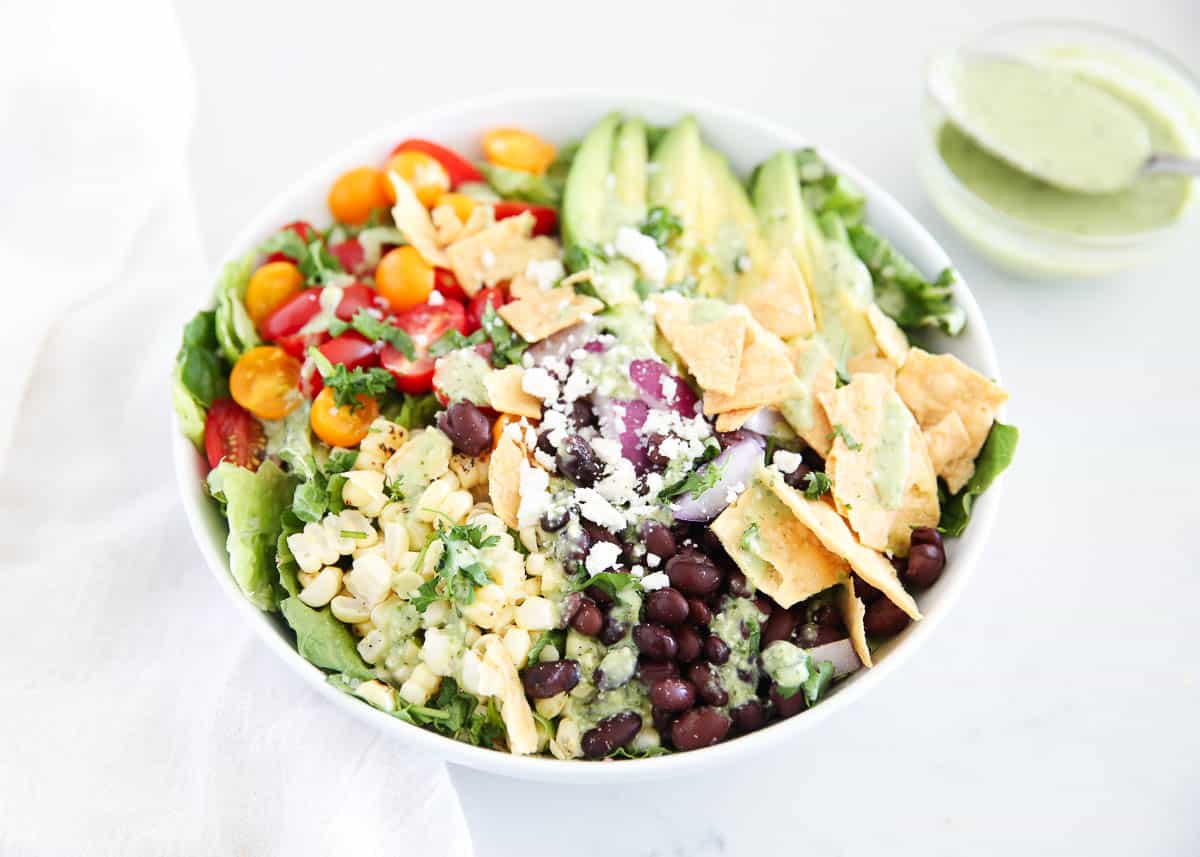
[659,375,677,402]
[523,424,538,451]
[517,461,551,529]
[574,488,626,531]
[526,258,565,290]
[643,472,664,497]
[585,541,622,576]
[481,249,496,269]
[646,553,661,568]
[427,290,445,306]
[641,572,670,591]
[614,226,668,283]
[630,565,645,578]
[596,458,637,503]
[772,449,803,474]
[561,369,595,402]
[533,449,556,471]
[521,367,559,402]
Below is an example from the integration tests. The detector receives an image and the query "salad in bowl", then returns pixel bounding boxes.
[173,109,1017,762]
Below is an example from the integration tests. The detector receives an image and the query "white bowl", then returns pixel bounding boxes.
[173,90,1005,784]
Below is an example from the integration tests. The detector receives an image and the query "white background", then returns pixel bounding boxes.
[177,0,1198,853]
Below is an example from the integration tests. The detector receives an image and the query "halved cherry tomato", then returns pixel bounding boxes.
[482,128,556,174]
[310,387,378,447]
[230,346,303,420]
[467,286,507,334]
[434,268,467,303]
[390,139,482,188]
[301,331,380,398]
[337,283,379,320]
[376,246,433,312]
[204,398,266,471]
[380,299,468,394]
[261,284,380,347]
[328,166,390,225]
[330,238,366,275]
[265,221,316,264]
[245,261,305,329]
[384,150,451,208]
[436,192,478,224]
[494,201,558,237]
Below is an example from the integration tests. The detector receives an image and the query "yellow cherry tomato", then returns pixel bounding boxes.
[384,150,451,208]
[375,245,434,312]
[435,191,478,224]
[328,166,390,225]
[245,261,304,329]
[310,387,378,447]
[229,346,303,420]
[482,127,556,174]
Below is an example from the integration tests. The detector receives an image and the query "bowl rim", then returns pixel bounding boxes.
[173,89,1006,783]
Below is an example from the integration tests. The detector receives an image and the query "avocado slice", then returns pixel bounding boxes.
[699,145,770,300]
[648,117,705,285]
[612,117,649,228]
[562,112,621,250]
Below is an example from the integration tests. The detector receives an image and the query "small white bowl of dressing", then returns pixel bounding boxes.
[918,20,1200,278]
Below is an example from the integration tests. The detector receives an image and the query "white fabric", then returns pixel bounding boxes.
[0,3,473,854]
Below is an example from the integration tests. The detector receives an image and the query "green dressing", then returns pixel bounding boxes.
[870,394,913,510]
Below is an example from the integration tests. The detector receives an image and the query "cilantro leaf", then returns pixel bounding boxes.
[410,578,440,612]
[308,347,395,410]
[660,460,726,501]
[297,239,346,285]
[256,230,308,262]
[328,309,416,360]
[526,629,566,665]
[572,571,641,598]
[639,206,683,248]
[803,471,832,499]
[428,327,486,358]
[563,243,605,273]
[802,659,836,707]
[393,392,443,429]
[829,424,862,451]
[412,523,502,612]
[325,449,358,474]
[740,523,760,552]
[480,301,527,368]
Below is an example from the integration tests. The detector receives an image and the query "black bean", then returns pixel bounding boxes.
[730,700,766,733]
[645,433,671,470]
[644,588,689,626]
[794,622,848,648]
[687,663,728,707]
[651,706,676,734]
[903,543,946,589]
[727,571,752,598]
[851,573,884,605]
[649,678,696,712]
[910,526,943,550]
[783,462,814,490]
[642,521,677,560]
[675,625,703,664]
[600,615,627,645]
[715,429,763,449]
[584,583,612,608]
[770,684,806,718]
[687,599,712,626]
[671,708,731,751]
[638,658,679,685]
[571,600,603,637]
[863,598,911,637]
[536,430,556,457]
[539,506,569,532]
[520,660,580,699]
[703,635,730,665]
[570,399,597,430]
[583,522,620,547]
[807,602,842,628]
[557,436,602,487]
[665,551,723,597]
[752,594,773,616]
[633,623,678,661]
[581,711,643,758]
[762,608,797,647]
[436,402,492,456]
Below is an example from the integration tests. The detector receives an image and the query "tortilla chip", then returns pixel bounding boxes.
[896,348,1008,491]
[488,424,525,529]
[482,637,538,755]
[388,171,449,268]
[819,374,939,556]
[445,213,558,296]
[715,407,758,432]
[431,203,465,245]
[560,269,593,288]
[703,321,796,415]
[485,366,542,420]
[654,296,747,396]
[778,337,837,457]
[711,479,849,608]
[742,251,816,340]
[839,579,873,669]
[498,286,603,343]
[846,354,896,385]
[508,273,540,301]
[760,467,921,620]
[922,411,974,493]
[866,304,910,367]
[458,203,495,242]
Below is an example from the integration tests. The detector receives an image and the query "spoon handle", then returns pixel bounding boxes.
[1143,152,1200,178]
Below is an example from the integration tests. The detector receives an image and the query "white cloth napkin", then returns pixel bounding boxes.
[0,4,474,854]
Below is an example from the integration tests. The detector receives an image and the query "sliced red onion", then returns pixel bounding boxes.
[526,321,595,366]
[742,407,788,437]
[628,358,699,417]
[808,638,861,677]
[673,438,763,522]
[583,340,607,353]
[594,396,650,473]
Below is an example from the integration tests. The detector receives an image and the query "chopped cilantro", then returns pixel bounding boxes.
[339,530,368,539]
[308,347,395,410]
[563,243,604,273]
[328,309,415,360]
[480,301,527,367]
[829,423,862,451]
[639,206,683,248]
[803,471,832,499]
[258,233,347,286]
[740,523,760,552]
[526,629,566,665]
[660,460,726,501]
[802,659,836,706]
[383,677,506,748]
[573,571,641,598]
[412,523,501,611]
[428,327,486,358]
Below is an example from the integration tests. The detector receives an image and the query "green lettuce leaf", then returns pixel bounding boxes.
[847,224,965,336]
[172,370,208,448]
[939,422,1019,536]
[264,404,316,480]
[207,460,294,610]
[280,597,374,680]
[275,510,304,598]
[213,252,262,363]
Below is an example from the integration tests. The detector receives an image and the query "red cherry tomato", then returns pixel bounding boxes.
[204,398,265,471]
[380,299,468,394]
[494,202,557,236]
[274,331,328,359]
[302,331,380,397]
[261,288,322,341]
[434,268,468,303]
[337,283,379,319]
[330,238,366,275]
[467,286,507,333]
[265,220,317,263]
[263,284,378,352]
[390,139,482,188]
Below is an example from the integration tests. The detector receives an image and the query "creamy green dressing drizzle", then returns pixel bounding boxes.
[710,597,764,711]
[779,339,832,433]
[870,394,913,510]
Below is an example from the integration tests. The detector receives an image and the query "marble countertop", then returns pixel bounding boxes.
[178,0,1200,853]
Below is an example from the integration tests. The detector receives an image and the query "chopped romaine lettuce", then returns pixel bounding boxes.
[280,597,374,680]
[172,370,207,448]
[207,460,294,610]
[212,251,261,363]
[477,141,577,208]
[939,422,1019,536]
[848,225,966,336]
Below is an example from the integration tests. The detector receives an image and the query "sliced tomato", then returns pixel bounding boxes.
[390,139,482,188]
[336,283,379,319]
[494,201,557,236]
[381,299,468,394]
[204,398,265,471]
[434,268,468,303]
[301,331,380,397]
[261,288,321,341]
[467,286,506,333]
[274,331,326,359]
[330,238,367,276]
[265,221,317,263]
